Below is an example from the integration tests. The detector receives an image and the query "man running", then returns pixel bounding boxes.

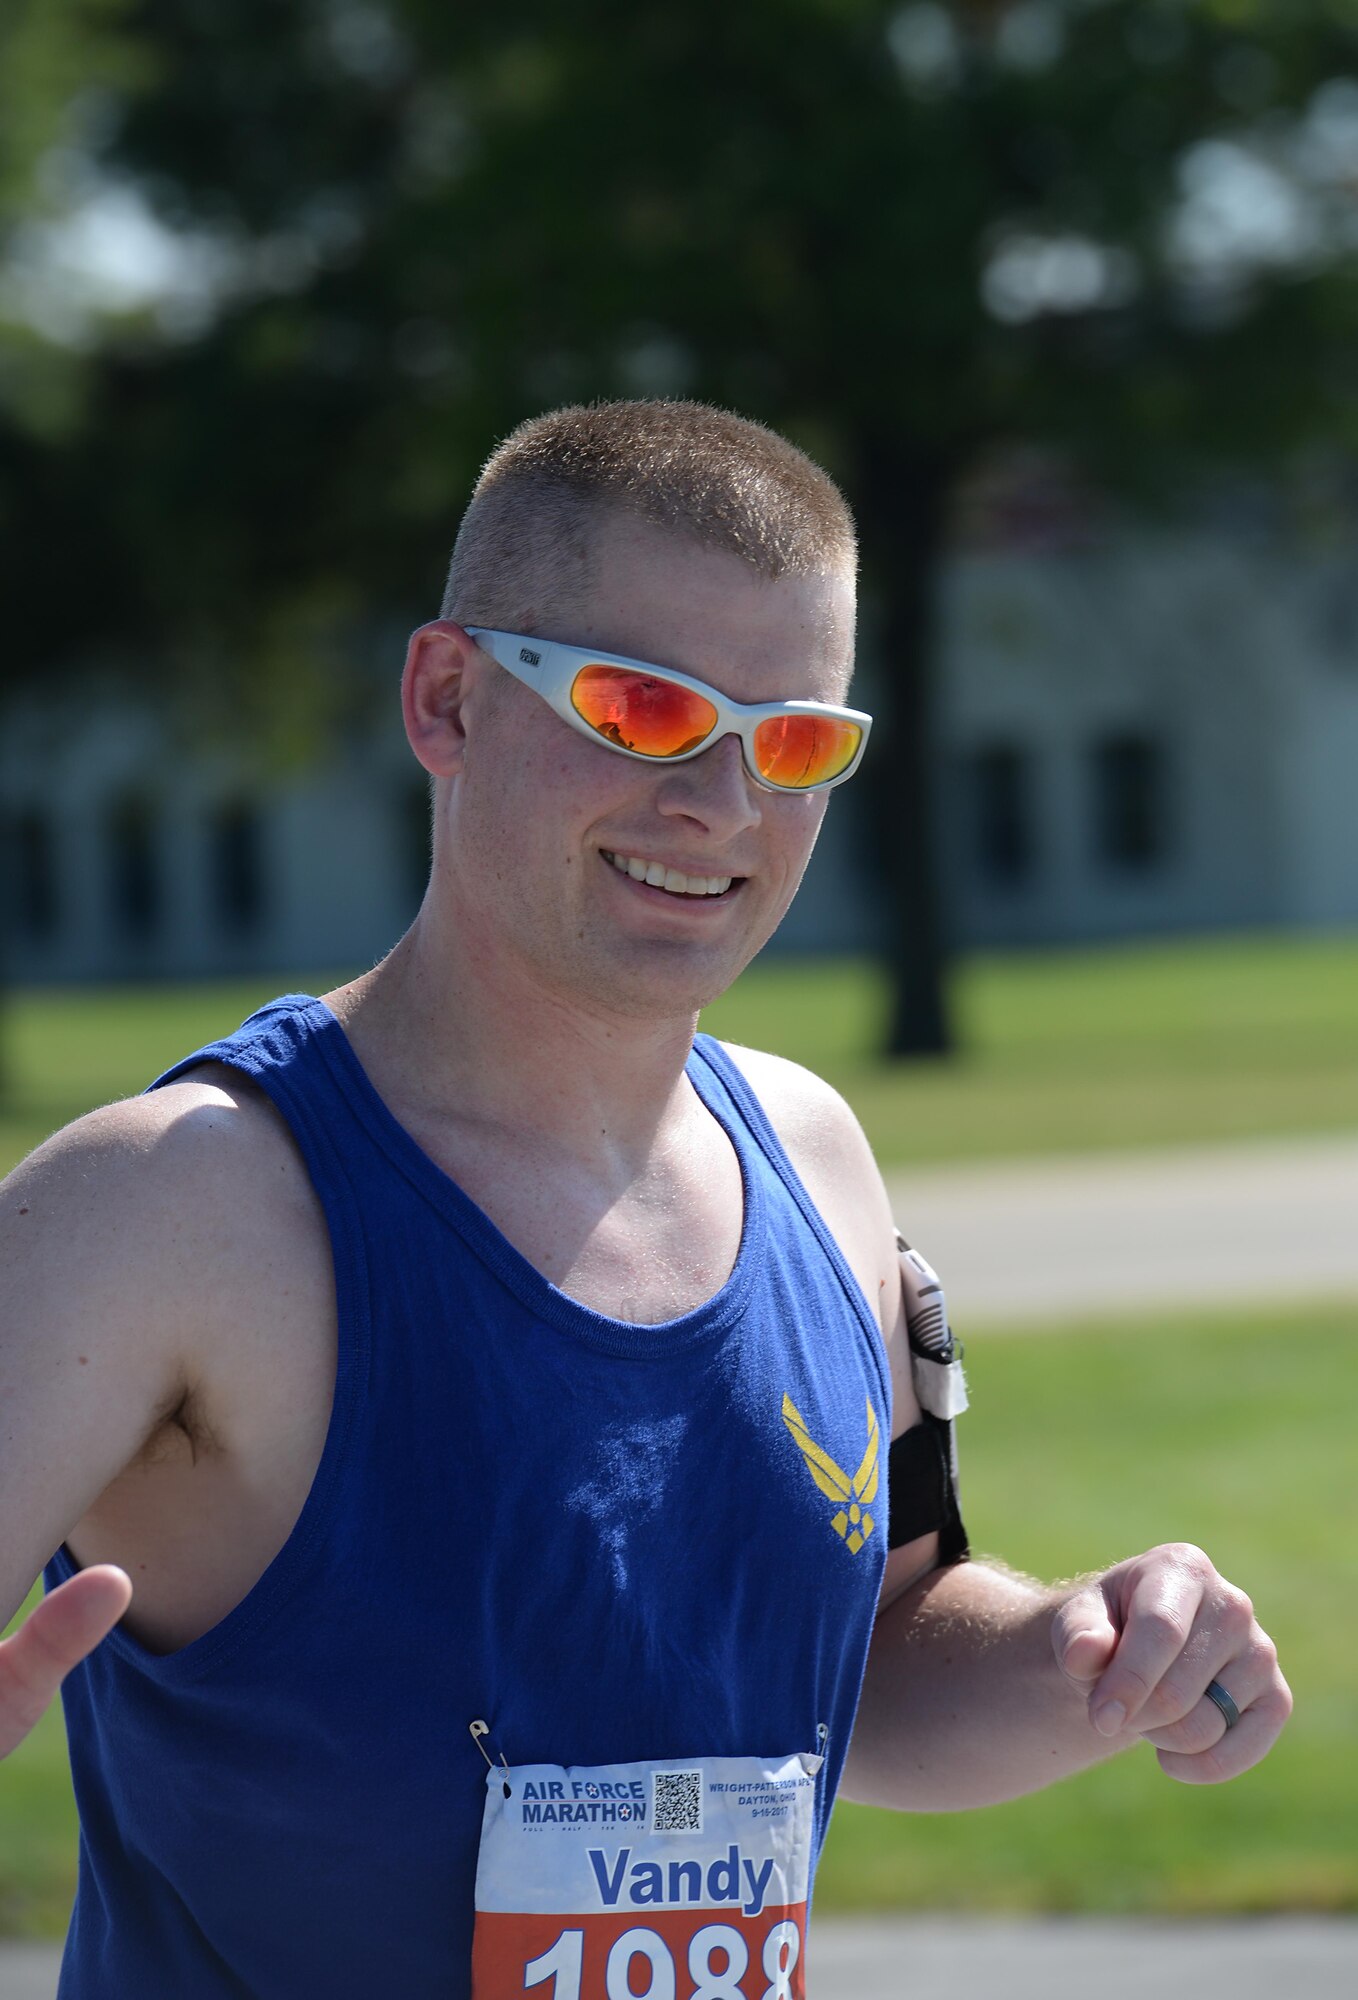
[1,402,1289,1998]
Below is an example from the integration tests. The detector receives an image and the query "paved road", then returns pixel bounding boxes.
[0,1951,51,2000]
[809,1917,1358,1998]
[5,1918,1357,1998]
[886,1132,1358,1327]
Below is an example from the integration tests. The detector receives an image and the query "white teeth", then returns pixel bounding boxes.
[605,852,735,896]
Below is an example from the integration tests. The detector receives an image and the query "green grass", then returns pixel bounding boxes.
[2,929,1357,1171]
[2,1304,1352,1934]
[0,1637,77,1939]
[815,1302,1358,1915]
[701,930,1358,1165]
[0,978,294,1174]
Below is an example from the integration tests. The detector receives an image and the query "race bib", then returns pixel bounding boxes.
[470,1750,822,1999]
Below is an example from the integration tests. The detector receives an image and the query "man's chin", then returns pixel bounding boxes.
[583,928,777,1022]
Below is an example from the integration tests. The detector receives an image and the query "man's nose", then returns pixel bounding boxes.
[654,731,763,836]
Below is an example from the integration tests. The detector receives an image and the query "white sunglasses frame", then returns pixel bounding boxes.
[465,627,872,794]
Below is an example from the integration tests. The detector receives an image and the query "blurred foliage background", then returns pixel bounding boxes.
[5,0,1358,1046]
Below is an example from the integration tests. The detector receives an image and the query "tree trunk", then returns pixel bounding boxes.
[0,827,9,1104]
[853,438,957,1058]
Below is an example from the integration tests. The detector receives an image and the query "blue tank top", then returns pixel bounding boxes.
[47,995,890,1998]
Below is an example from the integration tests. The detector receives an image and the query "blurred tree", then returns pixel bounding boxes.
[0,0,148,1079]
[3,0,1358,1050]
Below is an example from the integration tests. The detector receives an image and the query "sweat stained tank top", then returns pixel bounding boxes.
[46,995,891,1998]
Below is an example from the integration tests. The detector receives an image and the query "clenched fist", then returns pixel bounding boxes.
[1053,1541,1292,1782]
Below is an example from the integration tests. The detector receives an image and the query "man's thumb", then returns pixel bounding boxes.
[1051,1585,1120,1689]
[0,1567,132,1756]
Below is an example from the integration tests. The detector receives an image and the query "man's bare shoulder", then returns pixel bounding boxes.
[3,1064,320,1353]
[713,1041,885,1195]
[713,1041,896,1306]
[8,1065,306,1228]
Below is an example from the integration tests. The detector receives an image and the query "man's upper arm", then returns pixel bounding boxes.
[0,1089,235,1628]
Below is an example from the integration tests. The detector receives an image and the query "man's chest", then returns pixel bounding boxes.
[403,1107,750,1326]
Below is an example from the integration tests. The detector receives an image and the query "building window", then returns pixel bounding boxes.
[210,799,265,935]
[108,792,161,940]
[5,808,60,941]
[965,743,1035,888]
[1092,733,1166,870]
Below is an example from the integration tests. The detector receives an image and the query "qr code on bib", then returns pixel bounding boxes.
[651,1767,703,1833]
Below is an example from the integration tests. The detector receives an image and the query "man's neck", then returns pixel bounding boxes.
[323,915,704,1181]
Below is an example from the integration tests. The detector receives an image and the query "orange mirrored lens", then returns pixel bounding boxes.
[571,666,718,758]
[753,714,862,789]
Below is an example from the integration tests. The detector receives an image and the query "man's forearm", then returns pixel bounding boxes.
[840,1558,1135,1812]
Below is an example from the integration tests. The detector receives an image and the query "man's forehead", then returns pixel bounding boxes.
[572,514,857,697]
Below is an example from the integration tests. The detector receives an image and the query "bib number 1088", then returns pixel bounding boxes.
[523,1920,801,2000]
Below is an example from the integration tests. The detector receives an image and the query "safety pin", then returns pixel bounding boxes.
[469,1718,512,1797]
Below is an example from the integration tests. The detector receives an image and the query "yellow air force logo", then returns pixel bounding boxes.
[781,1393,880,1553]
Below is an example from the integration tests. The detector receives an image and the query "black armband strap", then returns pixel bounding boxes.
[889,1227,969,1562]
[887,1414,969,1564]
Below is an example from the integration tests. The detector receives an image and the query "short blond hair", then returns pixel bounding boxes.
[440,400,856,632]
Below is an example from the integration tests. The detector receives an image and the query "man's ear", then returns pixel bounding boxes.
[402,621,484,777]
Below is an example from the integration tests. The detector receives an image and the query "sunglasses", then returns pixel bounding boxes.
[466,628,871,794]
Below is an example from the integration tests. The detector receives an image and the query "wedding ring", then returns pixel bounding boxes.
[1204,1679,1241,1730]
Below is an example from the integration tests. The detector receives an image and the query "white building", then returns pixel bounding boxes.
[2,529,1355,983]
[936,530,1358,947]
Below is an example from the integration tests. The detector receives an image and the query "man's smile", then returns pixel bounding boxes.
[601,849,740,899]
